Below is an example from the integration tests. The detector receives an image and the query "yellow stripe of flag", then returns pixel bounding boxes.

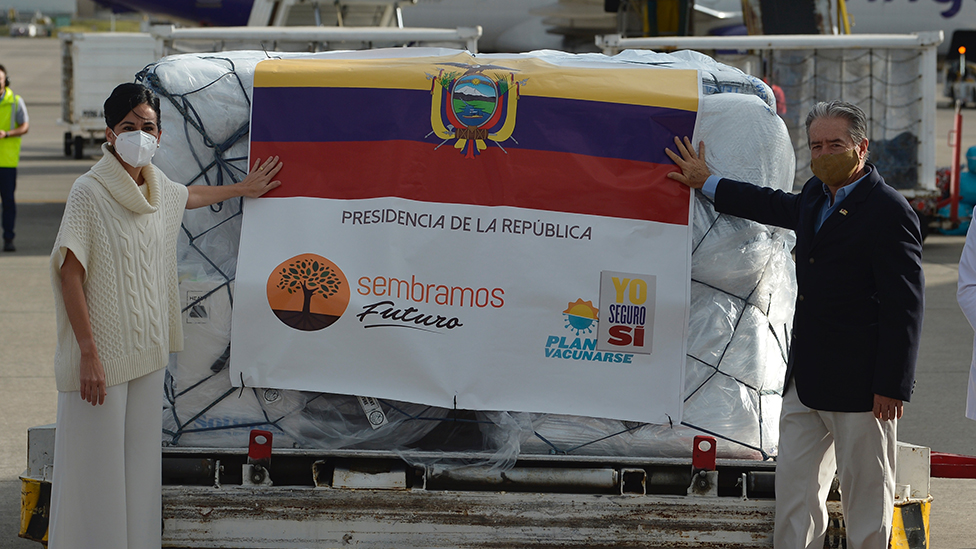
[253,53,699,112]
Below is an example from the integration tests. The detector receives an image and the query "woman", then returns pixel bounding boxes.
[47,83,282,548]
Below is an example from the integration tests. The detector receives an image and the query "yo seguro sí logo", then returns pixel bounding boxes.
[266,254,350,331]
[597,271,656,355]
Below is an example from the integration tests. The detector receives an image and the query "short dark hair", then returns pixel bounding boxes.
[804,100,868,144]
[104,83,161,130]
[0,64,9,87]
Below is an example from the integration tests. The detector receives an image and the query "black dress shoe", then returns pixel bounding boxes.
[3,240,14,252]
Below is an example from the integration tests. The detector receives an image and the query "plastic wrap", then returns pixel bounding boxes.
[140,48,795,464]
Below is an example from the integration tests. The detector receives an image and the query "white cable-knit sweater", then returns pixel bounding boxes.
[50,144,188,392]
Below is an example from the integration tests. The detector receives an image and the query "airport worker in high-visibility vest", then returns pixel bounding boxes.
[0,63,30,252]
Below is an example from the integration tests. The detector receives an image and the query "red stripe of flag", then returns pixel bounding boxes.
[251,140,690,226]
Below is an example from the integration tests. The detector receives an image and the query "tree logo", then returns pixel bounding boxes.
[266,254,350,331]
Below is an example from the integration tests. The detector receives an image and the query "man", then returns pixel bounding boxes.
[0,64,29,252]
[666,100,923,549]
[956,207,976,420]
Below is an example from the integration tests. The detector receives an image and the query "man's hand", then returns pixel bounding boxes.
[873,394,903,421]
[664,136,711,189]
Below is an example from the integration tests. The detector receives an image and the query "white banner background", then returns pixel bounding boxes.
[232,195,691,424]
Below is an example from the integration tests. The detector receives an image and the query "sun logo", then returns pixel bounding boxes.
[426,62,527,159]
[563,298,599,336]
[266,254,350,332]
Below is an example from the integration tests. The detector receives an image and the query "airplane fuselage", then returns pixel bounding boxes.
[93,0,973,53]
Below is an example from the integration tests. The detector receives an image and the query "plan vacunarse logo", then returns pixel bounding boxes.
[544,298,635,364]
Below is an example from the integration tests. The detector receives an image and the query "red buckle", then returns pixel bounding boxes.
[692,435,717,471]
[248,429,273,464]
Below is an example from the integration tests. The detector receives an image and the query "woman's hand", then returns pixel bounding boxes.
[79,352,106,406]
[60,250,106,406]
[239,156,283,198]
[185,156,285,209]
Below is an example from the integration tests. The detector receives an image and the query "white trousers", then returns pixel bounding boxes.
[48,369,164,549]
[774,380,897,549]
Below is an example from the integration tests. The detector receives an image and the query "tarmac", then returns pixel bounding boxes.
[3,36,976,548]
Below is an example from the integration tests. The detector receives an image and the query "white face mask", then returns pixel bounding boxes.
[111,129,158,167]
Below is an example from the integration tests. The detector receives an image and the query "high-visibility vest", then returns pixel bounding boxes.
[0,88,23,168]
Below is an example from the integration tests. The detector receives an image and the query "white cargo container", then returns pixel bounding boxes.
[58,27,480,160]
[59,32,158,158]
[596,31,956,236]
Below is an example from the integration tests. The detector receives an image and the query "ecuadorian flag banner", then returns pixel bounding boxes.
[232,51,698,425]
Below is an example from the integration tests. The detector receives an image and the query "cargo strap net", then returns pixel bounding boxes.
[139,48,795,468]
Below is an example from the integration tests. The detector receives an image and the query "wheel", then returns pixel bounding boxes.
[63,132,72,156]
[73,135,84,160]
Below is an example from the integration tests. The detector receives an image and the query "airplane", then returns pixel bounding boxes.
[93,0,253,26]
[738,0,972,53]
[845,0,972,49]
[91,0,973,53]
[88,0,741,52]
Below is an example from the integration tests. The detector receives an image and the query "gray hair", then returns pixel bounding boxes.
[804,100,868,144]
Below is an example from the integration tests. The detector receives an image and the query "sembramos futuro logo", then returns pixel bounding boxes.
[267,254,350,331]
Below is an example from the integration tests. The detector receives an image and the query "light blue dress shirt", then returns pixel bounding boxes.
[700,168,872,234]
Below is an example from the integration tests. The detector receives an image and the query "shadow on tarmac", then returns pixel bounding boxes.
[2,203,64,257]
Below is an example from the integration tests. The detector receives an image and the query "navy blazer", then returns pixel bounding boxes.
[713,164,924,412]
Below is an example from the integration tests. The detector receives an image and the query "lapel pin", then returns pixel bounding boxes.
[839,209,848,216]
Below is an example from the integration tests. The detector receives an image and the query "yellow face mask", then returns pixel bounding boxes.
[810,147,860,187]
